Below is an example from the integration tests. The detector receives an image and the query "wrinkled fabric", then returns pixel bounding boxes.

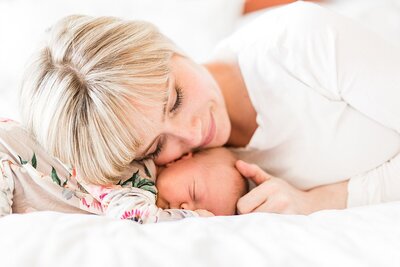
[0,119,197,223]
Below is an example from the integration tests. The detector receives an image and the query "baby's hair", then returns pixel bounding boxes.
[194,148,249,199]
[20,15,183,184]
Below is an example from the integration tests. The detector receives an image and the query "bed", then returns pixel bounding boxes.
[1,0,400,266]
[2,202,400,266]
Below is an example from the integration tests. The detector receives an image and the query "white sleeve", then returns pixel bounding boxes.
[347,153,400,207]
[293,3,400,207]
[235,1,400,128]
[334,16,400,207]
[235,2,400,206]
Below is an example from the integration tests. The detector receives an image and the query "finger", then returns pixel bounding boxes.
[235,160,272,185]
[252,196,293,214]
[252,200,280,214]
[237,182,272,214]
[195,209,215,217]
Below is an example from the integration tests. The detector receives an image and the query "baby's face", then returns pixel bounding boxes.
[156,148,247,216]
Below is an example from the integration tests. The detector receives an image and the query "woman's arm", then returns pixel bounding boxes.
[346,153,400,207]
[243,0,322,14]
[239,2,400,211]
[236,160,348,215]
[306,180,348,213]
[244,0,296,14]
[291,3,400,207]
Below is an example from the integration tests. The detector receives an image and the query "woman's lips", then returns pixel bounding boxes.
[200,111,216,148]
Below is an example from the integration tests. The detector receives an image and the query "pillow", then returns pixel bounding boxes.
[0,0,244,121]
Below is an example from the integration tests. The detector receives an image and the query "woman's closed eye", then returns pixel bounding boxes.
[190,179,196,201]
[146,141,163,160]
[143,86,183,160]
[170,85,183,113]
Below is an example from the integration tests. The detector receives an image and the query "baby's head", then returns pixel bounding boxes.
[156,147,248,215]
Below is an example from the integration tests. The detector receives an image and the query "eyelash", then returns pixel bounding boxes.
[144,87,183,160]
[170,86,183,113]
[147,141,163,160]
[192,180,196,201]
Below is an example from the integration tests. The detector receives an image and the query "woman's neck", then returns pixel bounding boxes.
[204,61,257,147]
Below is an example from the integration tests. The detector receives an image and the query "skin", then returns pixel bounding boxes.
[235,160,348,215]
[137,55,348,216]
[243,0,323,14]
[156,148,247,216]
[136,55,231,165]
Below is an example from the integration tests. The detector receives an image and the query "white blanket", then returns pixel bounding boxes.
[1,202,400,267]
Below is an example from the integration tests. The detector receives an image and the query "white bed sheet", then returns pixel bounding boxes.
[1,2,400,267]
[1,202,400,267]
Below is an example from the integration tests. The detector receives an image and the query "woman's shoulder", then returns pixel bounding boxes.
[212,2,337,60]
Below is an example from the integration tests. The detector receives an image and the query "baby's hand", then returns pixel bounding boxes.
[195,209,215,217]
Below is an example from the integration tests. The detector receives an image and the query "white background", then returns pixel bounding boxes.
[0,0,399,121]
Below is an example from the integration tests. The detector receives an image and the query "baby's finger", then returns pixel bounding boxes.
[235,160,272,185]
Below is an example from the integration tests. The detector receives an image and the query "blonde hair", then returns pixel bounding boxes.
[20,15,182,184]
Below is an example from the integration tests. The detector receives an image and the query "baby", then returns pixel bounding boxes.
[156,147,248,216]
[0,120,245,222]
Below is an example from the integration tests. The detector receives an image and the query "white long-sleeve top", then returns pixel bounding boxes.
[215,2,400,207]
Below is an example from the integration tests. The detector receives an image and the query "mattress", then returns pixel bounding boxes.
[1,201,400,267]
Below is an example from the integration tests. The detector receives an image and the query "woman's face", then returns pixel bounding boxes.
[136,55,231,165]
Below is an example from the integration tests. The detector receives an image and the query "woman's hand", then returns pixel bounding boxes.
[195,209,215,217]
[236,160,311,214]
[235,160,349,215]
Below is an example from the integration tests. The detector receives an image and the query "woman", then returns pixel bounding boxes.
[19,2,400,218]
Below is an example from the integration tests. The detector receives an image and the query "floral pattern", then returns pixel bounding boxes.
[0,120,197,223]
[121,209,150,224]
